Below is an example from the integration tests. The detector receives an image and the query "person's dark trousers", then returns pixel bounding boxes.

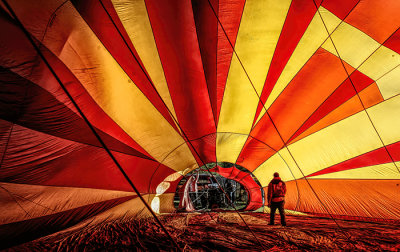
[269,201,286,226]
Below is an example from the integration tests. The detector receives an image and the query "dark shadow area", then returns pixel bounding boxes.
[12,212,400,251]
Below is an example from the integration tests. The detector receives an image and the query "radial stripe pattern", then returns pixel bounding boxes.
[1,0,400,246]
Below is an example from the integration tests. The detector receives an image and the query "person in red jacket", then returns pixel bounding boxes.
[267,172,286,226]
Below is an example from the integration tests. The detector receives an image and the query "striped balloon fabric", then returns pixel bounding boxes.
[0,0,399,247]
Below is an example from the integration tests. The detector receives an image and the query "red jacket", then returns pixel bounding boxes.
[267,177,286,204]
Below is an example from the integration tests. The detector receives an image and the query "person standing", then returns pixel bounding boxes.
[267,172,286,226]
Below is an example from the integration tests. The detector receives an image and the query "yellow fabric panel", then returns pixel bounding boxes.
[320,21,400,100]
[368,95,400,145]
[358,46,400,81]
[309,162,400,179]
[284,96,400,178]
[291,83,382,144]
[255,7,342,125]
[320,38,338,57]
[216,133,249,163]
[254,110,386,183]
[321,21,380,69]
[285,111,383,178]
[111,0,178,124]
[217,0,291,161]
[41,3,195,171]
[253,148,302,187]
[377,65,400,99]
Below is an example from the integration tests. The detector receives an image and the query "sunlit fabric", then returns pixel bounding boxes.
[1,0,400,248]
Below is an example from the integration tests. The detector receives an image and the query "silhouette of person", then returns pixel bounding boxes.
[267,172,286,226]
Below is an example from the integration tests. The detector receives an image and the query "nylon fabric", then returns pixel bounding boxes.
[110,0,179,126]
[217,0,291,162]
[1,0,400,247]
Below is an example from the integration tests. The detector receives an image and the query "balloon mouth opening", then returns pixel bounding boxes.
[173,162,264,212]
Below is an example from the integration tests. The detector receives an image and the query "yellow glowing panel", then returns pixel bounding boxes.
[111,0,178,123]
[321,21,380,69]
[277,95,400,179]
[286,111,384,177]
[217,0,291,162]
[254,111,385,182]
[358,46,400,81]
[320,22,400,100]
[377,65,400,99]
[253,148,303,187]
[255,7,342,125]
[310,162,400,179]
[368,95,400,145]
[44,3,196,171]
[290,94,400,177]
[291,83,382,144]
[216,133,249,164]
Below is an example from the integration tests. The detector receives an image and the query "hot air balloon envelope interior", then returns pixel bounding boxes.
[1,0,400,250]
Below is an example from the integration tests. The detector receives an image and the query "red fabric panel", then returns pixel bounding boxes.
[0,67,151,159]
[235,172,250,182]
[239,108,286,173]
[227,166,241,180]
[308,141,400,177]
[246,188,263,203]
[344,0,400,44]
[0,120,12,163]
[247,48,349,163]
[245,200,263,210]
[0,123,173,192]
[71,0,180,133]
[0,195,137,250]
[216,0,245,123]
[189,133,216,165]
[237,136,277,172]
[112,151,177,194]
[0,8,152,158]
[217,166,234,177]
[0,123,130,190]
[44,147,172,192]
[145,0,216,163]
[321,0,360,20]
[241,175,263,210]
[288,70,374,143]
[39,45,152,158]
[192,0,219,125]
[254,0,322,125]
[384,28,400,54]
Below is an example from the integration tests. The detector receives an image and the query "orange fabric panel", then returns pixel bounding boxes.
[285,179,400,220]
[345,0,400,43]
[238,115,284,171]
[291,83,384,143]
[240,49,354,170]
[266,48,353,142]
[359,82,384,107]
[236,139,277,172]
